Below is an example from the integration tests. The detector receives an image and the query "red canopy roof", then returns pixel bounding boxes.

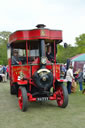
[8,28,62,44]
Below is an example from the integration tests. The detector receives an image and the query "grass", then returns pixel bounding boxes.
[0,81,85,128]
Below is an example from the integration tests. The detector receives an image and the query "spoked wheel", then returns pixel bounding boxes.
[18,86,28,111]
[56,84,68,108]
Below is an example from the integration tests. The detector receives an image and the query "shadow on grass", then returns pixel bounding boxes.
[29,100,57,109]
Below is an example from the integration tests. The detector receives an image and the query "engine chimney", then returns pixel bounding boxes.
[36,24,46,28]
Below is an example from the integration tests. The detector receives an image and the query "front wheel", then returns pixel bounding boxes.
[18,86,28,111]
[56,84,68,108]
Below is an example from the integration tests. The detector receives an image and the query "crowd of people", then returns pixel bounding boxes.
[61,64,84,94]
[0,65,9,82]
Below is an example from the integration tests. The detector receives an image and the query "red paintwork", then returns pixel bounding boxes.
[8,59,11,78]
[57,79,67,82]
[56,86,64,106]
[18,80,28,85]
[55,65,60,79]
[26,41,28,64]
[27,93,36,102]
[8,29,62,43]
[18,88,23,110]
[11,65,31,82]
[32,57,40,64]
[27,90,63,102]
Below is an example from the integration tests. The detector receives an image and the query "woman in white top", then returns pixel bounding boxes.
[66,65,74,94]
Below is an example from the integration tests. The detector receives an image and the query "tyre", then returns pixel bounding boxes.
[56,84,68,108]
[0,76,2,82]
[18,86,28,111]
[10,85,16,95]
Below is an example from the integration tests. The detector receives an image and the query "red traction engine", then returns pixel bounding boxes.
[7,24,68,111]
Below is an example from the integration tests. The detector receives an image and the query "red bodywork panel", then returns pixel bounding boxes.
[11,64,62,83]
[10,57,61,83]
[8,29,62,43]
[11,65,31,82]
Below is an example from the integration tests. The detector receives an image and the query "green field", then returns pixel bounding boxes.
[0,81,85,128]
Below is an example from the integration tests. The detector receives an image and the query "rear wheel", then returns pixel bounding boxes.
[18,86,28,111]
[10,85,16,95]
[56,84,68,108]
[0,76,2,82]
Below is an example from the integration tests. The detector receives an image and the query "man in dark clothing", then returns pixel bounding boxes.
[46,52,54,62]
[46,44,54,62]
[12,50,20,65]
[2,65,6,74]
[77,69,83,91]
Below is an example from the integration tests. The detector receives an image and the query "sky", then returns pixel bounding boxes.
[0,0,85,46]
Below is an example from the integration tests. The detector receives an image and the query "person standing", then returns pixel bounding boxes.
[0,65,6,82]
[77,69,83,91]
[66,65,74,94]
[61,65,66,79]
[6,65,9,79]
[2,65,7,82]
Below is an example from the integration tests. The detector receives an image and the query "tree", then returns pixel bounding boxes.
[0,31,11,65]
[0,31,11,41]
[57,44,79,63]
[57,33,85,64]
[75,33,85,53]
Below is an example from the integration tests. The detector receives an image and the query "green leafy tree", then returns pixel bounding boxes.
[57,44,79,63]
[0,31,11,65]
[75,33,85,53]
[57,33,85,64]
[0,31,11,41]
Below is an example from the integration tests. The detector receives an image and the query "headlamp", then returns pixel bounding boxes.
[41,57,47,64]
